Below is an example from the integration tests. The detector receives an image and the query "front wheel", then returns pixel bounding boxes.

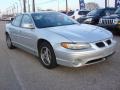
[39,42,57,69]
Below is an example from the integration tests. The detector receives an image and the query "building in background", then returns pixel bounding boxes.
[115,0,120,8]
[85,2,99,10]
[79,0,85,10]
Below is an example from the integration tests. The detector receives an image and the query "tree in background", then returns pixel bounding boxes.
[85,2,100,11]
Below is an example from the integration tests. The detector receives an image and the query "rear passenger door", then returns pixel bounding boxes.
[9,15,23,44]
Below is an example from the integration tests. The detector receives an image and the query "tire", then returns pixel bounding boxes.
[6,34,15,49]
[39,42,57,69]
[116,30,120,36]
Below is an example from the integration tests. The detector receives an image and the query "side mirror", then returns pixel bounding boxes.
[22,23,35,29]
[6,17,14,23]
[11,18,14,21]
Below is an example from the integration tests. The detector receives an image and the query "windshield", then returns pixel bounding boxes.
[87,9,103,16]
[115,8,120,14]
[78,11,89,15]
[106,9,116,15]
[32,12,77,28]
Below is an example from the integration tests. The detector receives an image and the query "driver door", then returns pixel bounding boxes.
[18,14,37,54]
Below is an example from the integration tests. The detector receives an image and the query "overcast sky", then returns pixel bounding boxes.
[0,0,115,13]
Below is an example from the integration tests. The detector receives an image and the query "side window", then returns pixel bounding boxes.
[21,15,33,27]
[12,15,23,27]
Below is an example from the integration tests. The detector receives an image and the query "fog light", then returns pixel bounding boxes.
[72,59,82,66]
[102,58,106,61]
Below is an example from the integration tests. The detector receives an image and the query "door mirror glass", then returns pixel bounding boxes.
[7,18,14,23]
[22,23,35,29]
[11,17,14,21]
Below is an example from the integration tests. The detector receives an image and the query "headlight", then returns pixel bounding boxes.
[84,18,92,22]
[114,18,120,24]
[61,42,91,50]
[99,18,102,24]
[117,22,120,24]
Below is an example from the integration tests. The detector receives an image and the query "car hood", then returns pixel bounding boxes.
[102,14,120,19]
[80,15,94,19]
[48,24,112,43]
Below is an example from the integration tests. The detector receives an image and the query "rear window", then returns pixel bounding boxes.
[67,11,74,16]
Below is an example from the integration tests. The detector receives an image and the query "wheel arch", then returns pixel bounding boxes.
[37,39,53,52]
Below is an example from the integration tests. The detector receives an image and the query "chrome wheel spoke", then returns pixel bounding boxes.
[41,47,51,65]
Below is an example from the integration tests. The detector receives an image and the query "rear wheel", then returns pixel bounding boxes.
[39,42,57,69]
[6,34,15,49]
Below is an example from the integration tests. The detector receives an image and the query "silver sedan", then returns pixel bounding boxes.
[5,12,116,69]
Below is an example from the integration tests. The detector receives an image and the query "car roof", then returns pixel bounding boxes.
[21,11,58,15]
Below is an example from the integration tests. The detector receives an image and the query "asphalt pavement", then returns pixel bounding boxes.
[0,21,120,90]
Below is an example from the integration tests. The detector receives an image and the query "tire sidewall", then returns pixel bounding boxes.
[6,35,12,48]
[6,34,15,49]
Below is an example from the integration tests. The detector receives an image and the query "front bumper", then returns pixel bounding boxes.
[55,40,116,67]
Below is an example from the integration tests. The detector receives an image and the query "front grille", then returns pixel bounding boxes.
[95,39,112,48]
[86,58,104,64]
[100,19,114,25]
[96,42,105,48]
